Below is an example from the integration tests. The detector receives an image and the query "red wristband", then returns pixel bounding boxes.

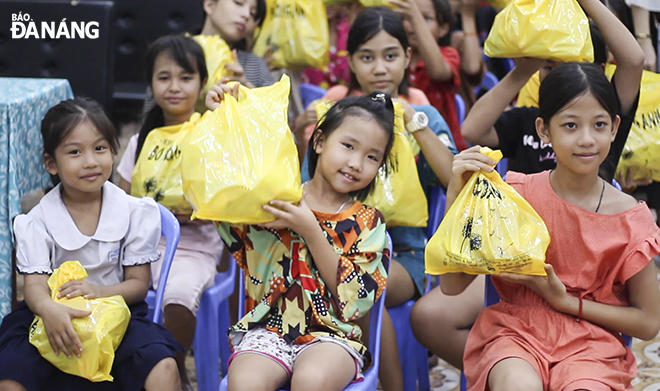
[576,296,583,322]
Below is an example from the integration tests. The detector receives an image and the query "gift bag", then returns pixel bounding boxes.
[131,113,201,214]
[253,0,330,70]
[181,75,302,223]
[358,0,398,7]
[29,261,131,382]
[425,148,550,275]
[606,65,660,181]
[192,35,233,105]
[314,100,428,227]
[484,0,593,62]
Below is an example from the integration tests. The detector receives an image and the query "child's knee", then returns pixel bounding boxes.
[488,360,543,391]
[0,380,27,391]
[145,357,179,388]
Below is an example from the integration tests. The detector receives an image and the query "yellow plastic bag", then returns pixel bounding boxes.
[191,35,233,106]
[131,113,201,214]
[253,0,330,70]
[314,100,428,227]
[605,65,660,181]
[425,148,550,275]
[358,0,398,7]
[181,75,302,223]
[29,261,131,382]
[484,0,594,62]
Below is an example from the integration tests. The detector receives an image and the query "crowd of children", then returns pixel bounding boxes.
[1,0,659,390]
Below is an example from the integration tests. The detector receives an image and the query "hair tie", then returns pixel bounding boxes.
[372,93,386,103]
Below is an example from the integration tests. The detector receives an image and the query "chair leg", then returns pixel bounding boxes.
[194,294,220,391]
[415,342,430,391]
[218,299,232,376]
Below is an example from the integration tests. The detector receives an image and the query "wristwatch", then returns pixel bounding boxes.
[405,111,429,133]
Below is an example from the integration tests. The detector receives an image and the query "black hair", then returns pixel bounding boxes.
[538,62,619,125]
[41,97,119,185]
[346,7,411,97]
[430,0,453,46]
[589,22,607,66]
[307,91,396,202]
[136,34,207,162]
[198,0,267,50]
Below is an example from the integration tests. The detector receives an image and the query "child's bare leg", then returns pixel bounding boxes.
[163,303,196,383]
[290,342,356,391]
[227,353,289,391]
[410,275,485,369]
[144,357,180,391]
[488,357,542,391]
[0,380,26,391]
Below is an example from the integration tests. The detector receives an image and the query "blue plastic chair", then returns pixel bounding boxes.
[496,158,508,180]
[474,71,499,96]
[612,179,622,191]
[455,94,466,125]
[219,233,393,391]
[146,203,181,324]
[300,83,327,109]
[193,256,237,391]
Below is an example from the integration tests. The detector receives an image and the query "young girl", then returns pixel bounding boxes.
[393,0,468,151]
[0,97,180,391]
[442,62,660,391]
[116,35,218,388]
[209,89,393,391]
[412,0,646,370]
[294,7,457,390]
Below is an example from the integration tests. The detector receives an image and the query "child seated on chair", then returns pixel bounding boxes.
[0,97,180,391]
[207,84,392,391]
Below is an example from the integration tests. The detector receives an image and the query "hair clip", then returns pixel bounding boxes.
[372,93,386,103]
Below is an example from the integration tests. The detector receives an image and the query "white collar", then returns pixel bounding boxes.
[40,182,130,251]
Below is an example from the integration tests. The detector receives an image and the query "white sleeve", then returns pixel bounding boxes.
[121,196,162,266]
[116,134,139,183]
[625,0,660,11]
[13,214,54,274]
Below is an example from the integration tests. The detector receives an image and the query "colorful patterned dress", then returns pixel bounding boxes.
[215,202,389,366]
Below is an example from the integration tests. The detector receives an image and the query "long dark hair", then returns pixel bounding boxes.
[538,62,619,125]
[346,7,411,97]
[430,0,452,46]
[41,97,118,185]
[307,91,396,201]
[136,35,207,162]
[198,0,267,50]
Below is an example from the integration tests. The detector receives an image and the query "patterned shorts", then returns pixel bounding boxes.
[229,327,365,381]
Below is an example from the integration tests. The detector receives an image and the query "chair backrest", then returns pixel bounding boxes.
[153,203,180,324]
[0,0,115,111]
[482,71,499,91]
[300,83,327,109]
[426,186,447,239]
[612,179,622,191]
[455,94,466,125]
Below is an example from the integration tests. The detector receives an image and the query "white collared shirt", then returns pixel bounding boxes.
[13,181,161,286]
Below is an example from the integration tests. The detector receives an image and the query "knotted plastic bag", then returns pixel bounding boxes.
[484,0,594,62]
[314,100,428,227]
[606,65,660,181]
[131,113,201,214]
[181,75,302,222]
[191,35,233,108]
[253,0,330,70]
[29,261,131,382]
[425,148,549,275]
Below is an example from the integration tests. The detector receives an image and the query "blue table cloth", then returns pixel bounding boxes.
[0,78,73,319]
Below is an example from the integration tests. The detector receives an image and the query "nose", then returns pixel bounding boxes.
[82,151,98,168]
[238,5,250,21]
[169,78,181,92]
[347,153,363,172]
[577,127,596,147]
[373,58,387,75]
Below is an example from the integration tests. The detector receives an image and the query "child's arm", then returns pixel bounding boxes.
[501,261,660,340]
[24,274,90,358]
[56,264,151,305]
[578,0,644,114]
[391,0,454,82]
[631,5,657,72]
[456,0,485,77]
[439,146,496,295]
[461,57,543,147]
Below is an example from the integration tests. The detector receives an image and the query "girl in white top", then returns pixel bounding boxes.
[0,97,180,391]
[116,35,225,387]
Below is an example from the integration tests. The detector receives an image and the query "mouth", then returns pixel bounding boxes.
[340,172,358,182]
[235,22,246,31]
[81,173,102,181]
[166,97,184,104]
[574,152,598,160]
[372,81,391,88]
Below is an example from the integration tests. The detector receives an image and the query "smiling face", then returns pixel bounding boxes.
[536,91,619,175]
[45,120,113,199]
[313,115,390,196]
[203,0,260,44]
[348,30,411,97]
[151,51,202,126]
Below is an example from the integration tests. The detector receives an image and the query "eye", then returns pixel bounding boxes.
[385,53,398,61]
[563,122,577,130]
[182,75,193,81]
[95,145,107,152]
[342,142,354,150]
[360,54,373,62]
[68,149,81,155]
[424,15,434,22]
[368,154,380,162]
[158,76,169,81]
[594,121,608,129]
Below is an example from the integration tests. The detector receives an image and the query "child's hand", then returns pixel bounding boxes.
[392,98,416,125]
[616,168,653,192]
[58,279,101,300]
[449,145,496,191]
[512,57,544,78]
[224,49,254,88]
[293,105,319,135]
[260,198,319,237]
[390,0,423,24]
[40,302,90,358]
[205,82,240,110]
[499,264,571,312]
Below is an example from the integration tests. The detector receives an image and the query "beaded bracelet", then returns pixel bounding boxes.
[636,33,651,39]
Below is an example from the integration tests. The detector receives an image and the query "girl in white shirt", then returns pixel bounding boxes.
[0,97,180,391]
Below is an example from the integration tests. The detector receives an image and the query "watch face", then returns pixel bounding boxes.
[417,112,429,127]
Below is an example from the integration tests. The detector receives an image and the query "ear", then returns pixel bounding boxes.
[535,117,551,144]
[203,0,216,16]
[404,46,412,69]
[313,131,325,154]
[44,154,58,176]
[610,115,621,142]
